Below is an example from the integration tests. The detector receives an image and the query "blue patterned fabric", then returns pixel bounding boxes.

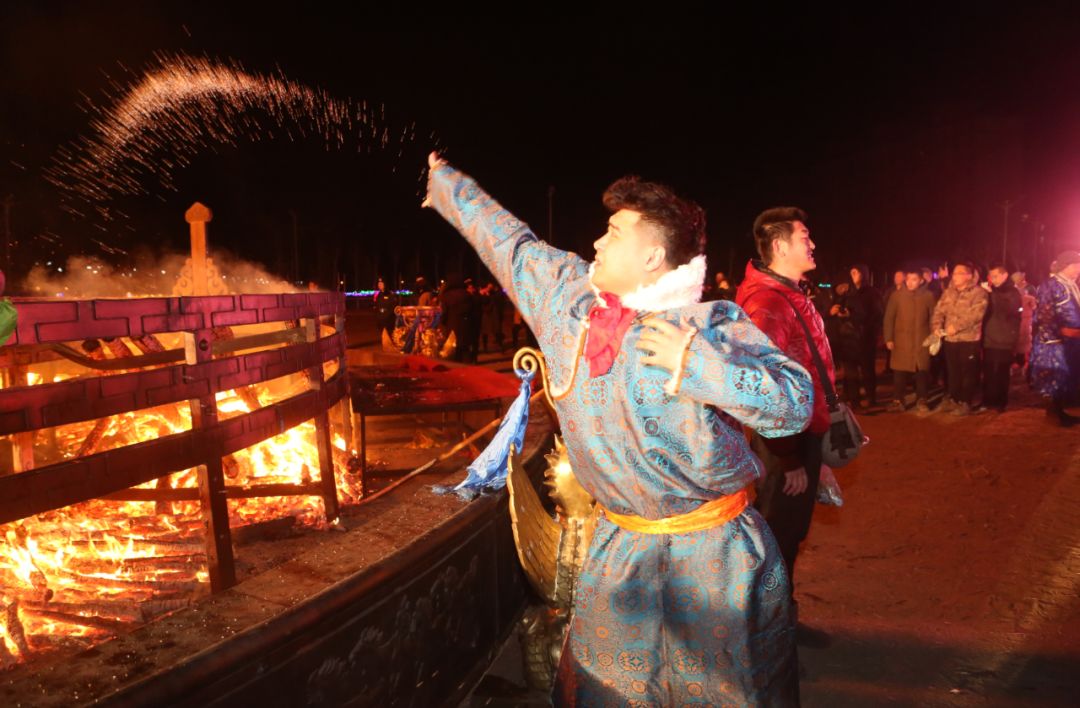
[434,368,535,500]
[1031,276,1080,400]
[428,165,813,706]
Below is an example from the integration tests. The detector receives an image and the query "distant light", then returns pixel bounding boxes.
[160,269,166,275]
[57,267,64,273]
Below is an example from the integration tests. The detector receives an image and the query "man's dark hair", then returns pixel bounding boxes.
[906,267,923,276]
[988,263,1009,274]
[752,207,809,265]
[602,176,706,268]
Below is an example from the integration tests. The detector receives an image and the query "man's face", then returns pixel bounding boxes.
[1061,262,1080,281]
[988,268,1009,288]
[893,271,905,287]
[592,209,665,296]
[905,273,922,291]
[850,268,863,286]
[951,265,973,289]
[772,221,816,276]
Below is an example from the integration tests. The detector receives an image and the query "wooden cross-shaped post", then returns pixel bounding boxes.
[185,202,212,296]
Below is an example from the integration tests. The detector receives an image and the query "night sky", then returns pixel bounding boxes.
[3,3,1080,291]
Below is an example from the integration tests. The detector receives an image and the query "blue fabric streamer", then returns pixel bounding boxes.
[401,316,419,354]
[433,367,534,499]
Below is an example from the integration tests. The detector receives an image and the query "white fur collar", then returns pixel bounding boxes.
[588,254,707,312]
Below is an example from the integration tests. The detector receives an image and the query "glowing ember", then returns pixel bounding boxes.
[44,53,437,226]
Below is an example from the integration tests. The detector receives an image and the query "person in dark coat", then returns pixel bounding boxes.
[883,269,936,413]
[849,264,882,406]
[373,277,398,341]
[980,265,1023,411]
[464,278,482,362]
[826,275,868,408]
[438,273,475,362]
[478,281,505,353]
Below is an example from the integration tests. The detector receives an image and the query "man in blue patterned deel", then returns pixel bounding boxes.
[424,153,814,706]
[1030,251,1080,426]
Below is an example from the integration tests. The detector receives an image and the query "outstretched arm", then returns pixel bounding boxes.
[422,154,589,336]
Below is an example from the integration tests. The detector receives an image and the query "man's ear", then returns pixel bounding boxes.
[772,237,787,262]
[644,245,667,273]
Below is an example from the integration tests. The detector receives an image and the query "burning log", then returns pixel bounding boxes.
[121,554,206,571]
[27,634,103,655]
[59,537,206,555]
[102,338,136,359]
[4,601,31,656]
[138,597,191,620]
[210,326,264,412]
[0,635,18,669]
[19,606,132,634]
[77,338,142,457]
[130,335,167,354]
[20,599,142,624]
[80,339,107,362]
[54,568,205,594]
[76,418,114,458]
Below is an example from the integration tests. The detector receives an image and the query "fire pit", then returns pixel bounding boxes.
[0,290,355,670]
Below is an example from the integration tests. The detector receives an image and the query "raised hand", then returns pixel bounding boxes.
[421,152,448,208]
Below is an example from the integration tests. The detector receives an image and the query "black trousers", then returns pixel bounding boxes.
[982,347,1013,409]
[860,341,878,403]
[751,432,823,585]
[893,369,929,402]
[944,341,981,405]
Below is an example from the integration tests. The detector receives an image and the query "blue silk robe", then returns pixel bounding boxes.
[1031,276,1080,399]
[427,165,814,706]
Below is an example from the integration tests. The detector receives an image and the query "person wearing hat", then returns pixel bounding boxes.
[1030,250,1080,426]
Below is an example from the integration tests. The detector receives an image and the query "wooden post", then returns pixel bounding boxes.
[185,329,236,592]
[11,367,34,473]
[304,319,341,522]
[185,203,212,296]
[334,311,360,497]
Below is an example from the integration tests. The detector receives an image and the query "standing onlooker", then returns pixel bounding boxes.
[849,264,882,406]
[478,281,505,353]
[736,206,836,656]
[1011,271,1037,372]
[929,262,950,299]
[438,274,474,362]
[827,280,866,408]
[710,271,736,301]
[1030,251,1080,426]
[980,265,1022,412]
[931,262,989,415]
[464,278,482,362]
[415,276,436,307]
[373,277,398,343]
[882,269,905,312]
[882,269,905,377]
[883,269,935,413]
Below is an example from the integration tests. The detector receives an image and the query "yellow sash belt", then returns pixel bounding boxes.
[602,487,751,535]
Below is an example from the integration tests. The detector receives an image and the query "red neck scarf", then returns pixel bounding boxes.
[585,292,638,377]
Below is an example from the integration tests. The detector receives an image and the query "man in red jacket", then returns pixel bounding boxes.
[735,207,836,603]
